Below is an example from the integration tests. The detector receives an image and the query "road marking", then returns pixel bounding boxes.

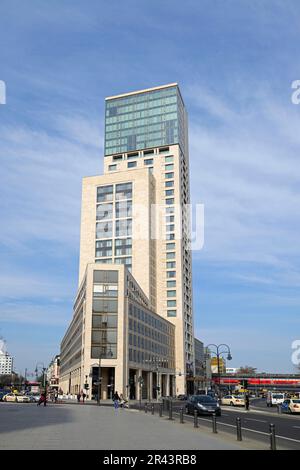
[293,426,300,429]
[244,418,267,423]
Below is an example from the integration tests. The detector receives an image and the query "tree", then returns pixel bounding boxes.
[237,366,257,375]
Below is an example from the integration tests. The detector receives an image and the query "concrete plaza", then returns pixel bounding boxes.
[0,402,262,450]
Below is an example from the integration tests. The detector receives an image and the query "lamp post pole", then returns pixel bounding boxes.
[207,344,232,398]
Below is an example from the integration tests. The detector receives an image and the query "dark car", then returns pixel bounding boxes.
[186,395,221,416]
[177,394,188,401]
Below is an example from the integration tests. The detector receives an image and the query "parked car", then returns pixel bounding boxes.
[4,393,30,403]
[177,394,188,401]
[221,395,245,407]
[281,399,300,414]
[186,395,221,416]
[0,391,8,401]
[26,392,41,403]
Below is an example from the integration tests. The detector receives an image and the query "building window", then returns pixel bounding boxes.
[144,159,153,165]
[166,224,175,232]
[93,284,118,297]
[115,257,132,269]
[93,299,118,313]
[95,258,112,264]
[167,310,177,317]
[166,215,175,223]
[92,315,117,328]
[167,290,176,297]
[165,189,174,197]
[143,149,154,156]
[165,156,174,163]
[167,300,176,307]
[96,203,113,221]
[166,271,176,278]
[165,172,174,179]
[165,164,174,171]
[91,345,117,359]
[166,233,175,241]
[165,180,174,188]
[97,185,113,203]
[166,243,175,250]
[166,261,176,269]
[116,219,132,236]
[96,221,113,239]
[116,200,132,218]
[166,252,175,260]
[109,164,117,171]
[115,238,132,256]
[166,198,174,205]
[95,239,113,257]
[167,280,176,288]
[127,161,137,168]
[116,182,132,200]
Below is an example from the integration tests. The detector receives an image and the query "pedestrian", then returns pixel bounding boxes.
[245,394,250,411]
[82,392,86,403]
[37,392,47,407]
[77,393,81,403]
[112,391,120,409]
[54,390,58,404]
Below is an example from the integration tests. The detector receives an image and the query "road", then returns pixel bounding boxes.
[170,398,300,450]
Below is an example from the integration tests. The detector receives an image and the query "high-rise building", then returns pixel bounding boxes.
[59,83,195,398]
[0,352,13,376]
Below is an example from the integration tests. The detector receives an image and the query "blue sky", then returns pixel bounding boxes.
[1,0,300,376]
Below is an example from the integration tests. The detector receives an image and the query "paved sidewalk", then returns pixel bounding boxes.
[0,403,263,450]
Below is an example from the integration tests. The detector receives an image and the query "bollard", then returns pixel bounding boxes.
[212,413,218,433]
[145,402,148,413]
[159,403,163,417]
[277,405,282,415]
[151,403,154,415]
[180,407,184,424]
[194,409,198,428]
[168,400,173,420]
[236,417,242,441]
[269,424,277,451]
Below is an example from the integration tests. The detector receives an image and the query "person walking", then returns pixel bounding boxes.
[37,392,47,407]
[245,394,250,411]
[54,390,58,404]
[112,391,120,410]
[77,393,81,404]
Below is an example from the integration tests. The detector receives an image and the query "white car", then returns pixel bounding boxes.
[281,399,300,414]
[4,393,30,403]
[221,395,245,406]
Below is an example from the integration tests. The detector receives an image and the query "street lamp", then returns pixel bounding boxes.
[35,362,47,396]
[206,344,232,397]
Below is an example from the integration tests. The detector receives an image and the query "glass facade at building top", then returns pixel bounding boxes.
[104,85,186,155]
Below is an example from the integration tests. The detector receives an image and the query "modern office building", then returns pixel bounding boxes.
[59,83,195,398]
[0,352,13,376]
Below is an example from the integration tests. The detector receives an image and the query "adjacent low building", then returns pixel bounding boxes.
[59,264,175,400]
[47,354,60,390]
